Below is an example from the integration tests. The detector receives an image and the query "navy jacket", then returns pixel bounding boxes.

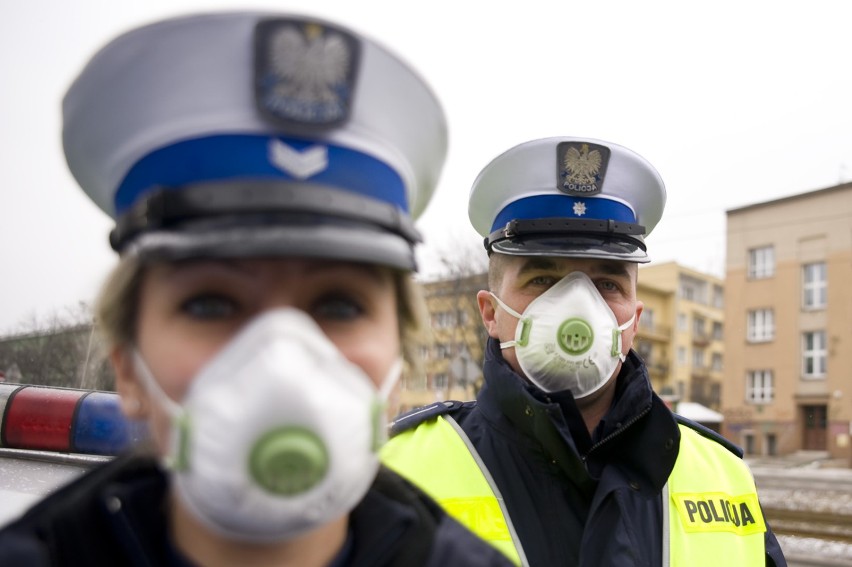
[395,339,786,567]
[0,454,513,567]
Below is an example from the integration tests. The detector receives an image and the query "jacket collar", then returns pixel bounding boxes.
[478,337,679,491]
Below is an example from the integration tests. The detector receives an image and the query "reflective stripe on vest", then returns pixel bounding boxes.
[382,418,765,566]
[663,424,766,566]
[380,415,528,566]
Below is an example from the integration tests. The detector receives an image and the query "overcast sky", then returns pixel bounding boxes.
[1,1,851,334]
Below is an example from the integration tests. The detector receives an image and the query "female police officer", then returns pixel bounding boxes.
[0,12,512,567]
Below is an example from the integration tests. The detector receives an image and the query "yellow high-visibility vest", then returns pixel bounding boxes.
[381,416,766,567]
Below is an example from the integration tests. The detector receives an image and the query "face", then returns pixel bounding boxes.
[477,255,643,389]
[113,257,401,453]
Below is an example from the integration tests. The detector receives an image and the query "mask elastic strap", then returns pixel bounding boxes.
[613,313,637,361]
[132,350,183,418]
[132,350,193,470]
[489,292,526,350]
[372,357,404,451]
[377,357,404,401]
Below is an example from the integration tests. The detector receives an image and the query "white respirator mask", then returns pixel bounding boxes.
[491,271,635,397]
[132,307,400,542]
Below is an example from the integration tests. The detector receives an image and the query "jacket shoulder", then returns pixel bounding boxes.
[674,414,744,458]
[389,401,476,436]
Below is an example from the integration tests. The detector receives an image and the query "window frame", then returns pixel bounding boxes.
[746,369,774,404]
[748,246,775,279]
[801,330,827,379]
[802,262,827,310]
[747,309,775,342]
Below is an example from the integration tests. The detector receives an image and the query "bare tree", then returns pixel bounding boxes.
[0,303,115,391]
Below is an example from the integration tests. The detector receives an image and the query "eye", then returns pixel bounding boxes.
[597,280,620,293]
[529,275,558,287]
[311,294,365,322]
[180,294,238,320]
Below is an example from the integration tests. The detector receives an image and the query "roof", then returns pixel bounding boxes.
[675,401,723,423]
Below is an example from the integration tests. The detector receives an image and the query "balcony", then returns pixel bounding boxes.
[692,331,711,347]
[637,323,671,342]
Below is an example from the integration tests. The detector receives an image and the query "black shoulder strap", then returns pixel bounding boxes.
[389,401,475,436]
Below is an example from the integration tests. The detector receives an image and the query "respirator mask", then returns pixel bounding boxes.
[133,308,400,542]
[491,271,635,397]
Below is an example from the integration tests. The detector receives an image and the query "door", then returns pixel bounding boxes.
[801,405,827,450]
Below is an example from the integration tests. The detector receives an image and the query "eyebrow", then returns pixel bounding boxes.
[590,261,633,280]
[516,257,562,276]
[302,261,389,284]
[516,257,633,280]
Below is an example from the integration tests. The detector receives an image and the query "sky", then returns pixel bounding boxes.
[1,1,851,334]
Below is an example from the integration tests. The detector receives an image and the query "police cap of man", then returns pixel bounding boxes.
[63,12,448,270]
[469,137,665,263]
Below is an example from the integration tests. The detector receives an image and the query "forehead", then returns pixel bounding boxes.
[149,256,392,283]
[503,255,637,281]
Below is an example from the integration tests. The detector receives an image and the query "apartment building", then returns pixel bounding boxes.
[397,272,487,412]
[638,262,726,420]
[722,183,852,460]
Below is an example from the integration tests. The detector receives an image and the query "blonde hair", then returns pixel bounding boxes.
[94,256,429,376]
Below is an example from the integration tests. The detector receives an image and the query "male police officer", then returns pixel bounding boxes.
[382,137,787,566]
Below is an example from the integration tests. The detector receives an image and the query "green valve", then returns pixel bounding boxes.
[249,427,328,496]
[557,318,594,355]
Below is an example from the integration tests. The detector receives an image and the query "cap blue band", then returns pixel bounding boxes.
[114,135,406,215]
[490,195,637,232]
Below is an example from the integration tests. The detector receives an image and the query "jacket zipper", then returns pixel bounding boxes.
[581,403,652,463]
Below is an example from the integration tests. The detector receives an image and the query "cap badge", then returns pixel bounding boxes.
[268,139,329,179]
[255,19,361,128]
[557,142,611,196]
[572,201,587,216]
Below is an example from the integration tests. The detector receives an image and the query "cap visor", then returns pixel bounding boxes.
[491,235,650,263]
[125,220,416,270]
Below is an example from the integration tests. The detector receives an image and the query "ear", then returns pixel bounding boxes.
[477,290,500,339]
[633,300,644,332]
[111,347,150,419]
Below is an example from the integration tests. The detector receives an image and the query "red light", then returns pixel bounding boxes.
[3,387,84,451]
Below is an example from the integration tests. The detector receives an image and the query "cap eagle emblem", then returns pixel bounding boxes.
[562,143,603,186]
[269,24,350,105]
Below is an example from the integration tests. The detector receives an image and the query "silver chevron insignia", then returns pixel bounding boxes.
[268,139,329,179]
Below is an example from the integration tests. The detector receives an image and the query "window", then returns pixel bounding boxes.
[802,331,827,378]
[434,343,452,359]
[712,285,724,309]
[693,316,706,338]
[743,433,755,456]
[679,275,706,303]
[692,348,706,368]
[457,309,469,326]
[747,309,774,342]
[433,373,448,390]
[746,370,774,403]
[433,311,456,329]
[677,313,688,331]
[711,353,723,372]
[712,321,723,341]
[748,246,775,279]
[764,433,777,456]
[636,340,653,362]
[677,347,687,366]
[802,262,827,310]
[641,308,655,330]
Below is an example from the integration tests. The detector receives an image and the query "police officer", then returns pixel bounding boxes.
[383,138,787,566]
[0,12,514,567]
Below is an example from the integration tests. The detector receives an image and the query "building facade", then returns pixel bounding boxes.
[397,272,487,412]
[722,183,852,460]
[638,262,726,417]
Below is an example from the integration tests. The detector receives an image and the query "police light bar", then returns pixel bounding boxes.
[0,384,146,456]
